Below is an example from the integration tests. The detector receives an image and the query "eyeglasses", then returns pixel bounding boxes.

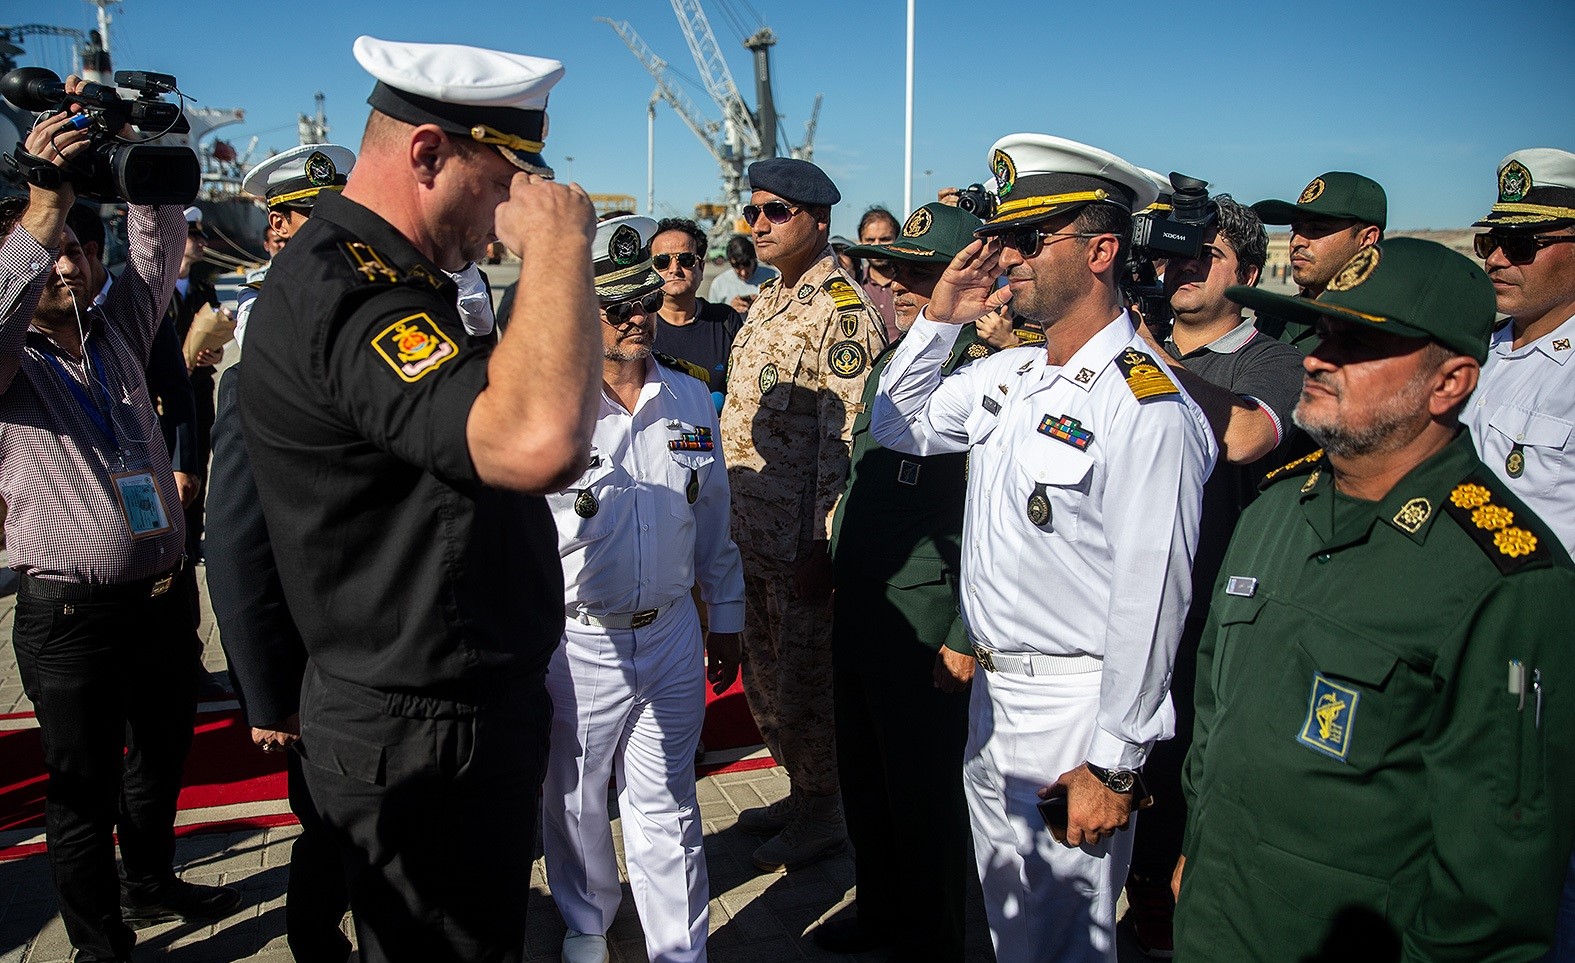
[1473,232,1575,264]
[742,202,800,226]
[652,252,699,271]
[602,289,664,324]
[997,229,1103,259]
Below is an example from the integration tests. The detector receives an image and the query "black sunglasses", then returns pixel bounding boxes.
[602,289,664,324]
[742,202,801,226]
[1474,232,1575,264]
[997,229,1102,259]
[652,252,699,270]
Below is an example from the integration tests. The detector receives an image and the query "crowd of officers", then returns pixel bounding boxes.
[2,33,1574,963]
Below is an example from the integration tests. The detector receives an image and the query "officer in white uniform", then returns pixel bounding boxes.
[233,143,356,346]
[543,215,745,963]
[1458,147,1575,957]
[870,134,1216,963]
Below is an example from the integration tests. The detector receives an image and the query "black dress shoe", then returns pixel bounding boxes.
[121,880,243,927]
[811,916,894,954]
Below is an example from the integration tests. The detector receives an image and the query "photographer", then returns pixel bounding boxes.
[1,93,239,963]
[1123,195,1304,957]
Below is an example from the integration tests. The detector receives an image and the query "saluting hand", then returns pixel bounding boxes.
[1040,764,1132,848]
[926,239,1013,326]
[493,172,596,264]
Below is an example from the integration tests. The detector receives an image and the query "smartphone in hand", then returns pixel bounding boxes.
[1037,787,1069,844]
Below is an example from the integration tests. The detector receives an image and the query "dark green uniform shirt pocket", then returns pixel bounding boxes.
[1286,633,1399,772]
[1209,595,1267,700]
[1248,837,1392,926]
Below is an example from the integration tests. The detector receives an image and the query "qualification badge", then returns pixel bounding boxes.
[574,490,599,518]
[1026,483,1052,528]
[1506,444,1525,478]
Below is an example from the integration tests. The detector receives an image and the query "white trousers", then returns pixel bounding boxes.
[543,598,709,963]
[964,665,1133,963]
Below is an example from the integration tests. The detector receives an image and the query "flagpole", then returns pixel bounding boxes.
[903,0,915,216]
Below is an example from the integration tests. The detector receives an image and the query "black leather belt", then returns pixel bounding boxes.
[20,560,184,603]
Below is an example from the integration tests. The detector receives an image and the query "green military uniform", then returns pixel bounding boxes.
[1179,237,1575,961]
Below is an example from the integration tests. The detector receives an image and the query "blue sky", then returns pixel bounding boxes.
[7,0,1573,231]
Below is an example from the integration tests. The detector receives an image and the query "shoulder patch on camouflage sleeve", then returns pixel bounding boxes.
[1114,347,1180,401]
[828,339,869,378]
[340,241,402,285]
[1441,476,1552,575]
[825,276,865,312]
[655,351,710,385]
[371,313,459,382]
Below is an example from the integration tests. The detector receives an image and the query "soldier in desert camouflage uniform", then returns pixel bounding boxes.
[720,157,886,872]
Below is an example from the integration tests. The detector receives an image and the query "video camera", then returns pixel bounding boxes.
[0,67,199,205]
[1124,172,1213,338]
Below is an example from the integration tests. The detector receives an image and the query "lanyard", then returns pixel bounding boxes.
[42,341,118,452]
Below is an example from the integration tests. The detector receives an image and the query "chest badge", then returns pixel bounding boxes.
[759,363,779,394]
[1038,413,1094,451]
[574,489,599,518]
[1026,483,1052,528]
[1298,673,1359,762]
[669,425,714,452]
[685,467,700,504]
[1506,444,1525,478]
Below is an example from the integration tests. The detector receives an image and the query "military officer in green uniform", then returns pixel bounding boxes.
[1174,238,1575,961]
[809,203,992,962]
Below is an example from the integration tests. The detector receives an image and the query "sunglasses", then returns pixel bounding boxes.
[997,229,1103,259]
[652,252,699,271]
[742,202,801,226]
[602,289,664,324]
[1473,232,1575,264]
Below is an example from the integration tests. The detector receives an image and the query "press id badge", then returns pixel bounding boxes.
[111,469,173,539]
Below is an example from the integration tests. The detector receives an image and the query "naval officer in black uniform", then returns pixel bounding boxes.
[238,36,602,963]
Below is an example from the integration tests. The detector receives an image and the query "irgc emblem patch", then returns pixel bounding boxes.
[991,149,1017,197]
[828,340,869,378]
[903,206,933,237]
[1298,177,1326,204]
[305,150,337,186]
[1499,159,1532,202]
[609,224,642,266]
[372,313,459,382]
[1298,673,1359,762]
[1326,247,1380,292]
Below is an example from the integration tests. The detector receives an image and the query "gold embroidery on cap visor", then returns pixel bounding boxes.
[903,207,933,237]
[1299,178,1326,204]
[268,184,345,208]
[1326,247,1381,292]
[1498,159,1532,203]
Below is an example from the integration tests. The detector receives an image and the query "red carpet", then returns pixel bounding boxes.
[0,679,768,862]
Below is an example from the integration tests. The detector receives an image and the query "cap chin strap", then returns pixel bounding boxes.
[992,189,1111,219]
[469,124,544,154]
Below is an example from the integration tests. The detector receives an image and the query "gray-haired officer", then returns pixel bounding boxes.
[1460,147,1575,959]
[239,36,601,963]
[871,134,1216,962]
[233,142,355,345]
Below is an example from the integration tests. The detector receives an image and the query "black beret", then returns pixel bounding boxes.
[747,157,841,206]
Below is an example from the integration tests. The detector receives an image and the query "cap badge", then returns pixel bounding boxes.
[903,207,933,237]
[1326,247,1380,292]
[991,149,1017,198]
[1498,159,1532,203]
[609,225,642,267]
[1298,178,1326,204]
[305,150,336,187]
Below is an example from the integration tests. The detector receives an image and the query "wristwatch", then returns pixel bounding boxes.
[1085,762,1146,797]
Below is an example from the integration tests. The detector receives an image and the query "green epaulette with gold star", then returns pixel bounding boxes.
[1441,476,1553,575]
[1259,448,1326,490]
[655,352,710,385]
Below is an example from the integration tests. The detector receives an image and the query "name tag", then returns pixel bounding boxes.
[111,469,173,540]
[981,396,1001,415]
[1225,575,1257,597]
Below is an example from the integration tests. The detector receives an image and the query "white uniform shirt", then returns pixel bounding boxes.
[1463,313,1575,555]
[550,358,746,632]
[871,312,1217,769]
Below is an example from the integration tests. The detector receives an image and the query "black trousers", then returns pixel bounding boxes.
[285,747,353,963]
[298,665,551,963]
[11,581,197,962]
[833,663,971,963]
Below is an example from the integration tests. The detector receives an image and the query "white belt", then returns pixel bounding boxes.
[567,598,675,630]
[972,642,1102,677]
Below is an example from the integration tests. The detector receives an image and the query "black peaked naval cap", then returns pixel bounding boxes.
[1252,172,1387,230]
[844,203,983,265]
[1226,237,1495,362]
[747,157,841,206]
